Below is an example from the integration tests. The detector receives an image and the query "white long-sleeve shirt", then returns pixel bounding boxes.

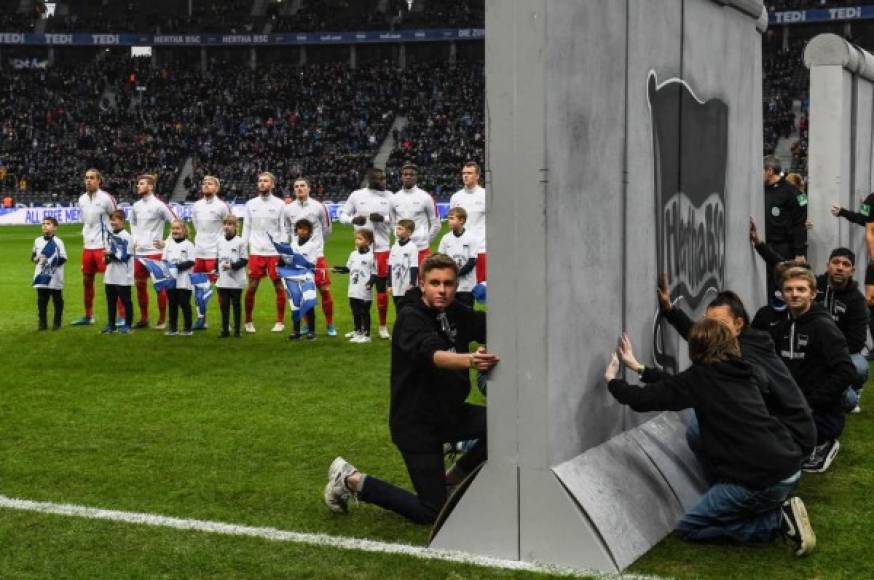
[104,229,134,286]
[391,186,440,250]
[78,189,117,250]
[339,188,393,252]
[191,196,232,259]
[282,197,332,257]
[162,237,196,290]
[243,194,285,256]
[32,235,67,290]
[130,194,176,256]
[449,185,487,253]
[216,235,248,290]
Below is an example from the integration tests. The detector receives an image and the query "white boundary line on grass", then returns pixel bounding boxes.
[0,494,662,579]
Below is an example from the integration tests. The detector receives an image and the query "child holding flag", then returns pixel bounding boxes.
[290,218,320,340]
[102,210,134,334]
[162,220,196,336]
[346,229,378,343]
[388,219,419,311]
[216,215,247,338]
[31,217,67,330]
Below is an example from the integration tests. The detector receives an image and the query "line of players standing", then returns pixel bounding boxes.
[53,162,486,338]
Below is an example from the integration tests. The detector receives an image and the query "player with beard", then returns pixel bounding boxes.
[190,176,231,330]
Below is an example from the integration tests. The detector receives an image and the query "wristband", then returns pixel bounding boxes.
[469,353,476,369]
[637,364,645,375]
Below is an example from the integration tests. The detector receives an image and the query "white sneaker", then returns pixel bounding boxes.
[271,322,285,332]
[378,326,391,340]
[324,456,358,513]
[348,331,361,342]
[244,322,256,334]
[353,335,372,344]
[344,330,357,338]
[154,321,167,330]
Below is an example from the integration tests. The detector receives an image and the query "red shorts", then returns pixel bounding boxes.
[81,248,107,274]
[418,247,432,266]
[374,250,390,278]
[194,258,218,283]
[134,253,163,280]
[248,255,281,281]
[476,252,487,283]
[315,256,331,289]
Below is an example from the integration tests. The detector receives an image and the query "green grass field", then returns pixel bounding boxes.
[1,223,872,579]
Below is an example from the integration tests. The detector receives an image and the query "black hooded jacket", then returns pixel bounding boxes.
[664,308,816,454]
[815,274,868,354]
[768,303,855,414]
[609,359,807,489]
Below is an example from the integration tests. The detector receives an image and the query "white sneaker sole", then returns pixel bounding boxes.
[787,497,816,556]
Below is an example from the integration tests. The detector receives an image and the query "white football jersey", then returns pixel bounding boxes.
[389,239,419,296]
[391,186,440,250]
[339,188,393,252]
[283,197,332,256]
[449,185,487,253]
[104,229,134,286]
[191,196,232,259]
[347,248,376,301]
[78,189,117,250]
[130,194,176,255]
[162,237,196,290]
[32,235,67,290]
[216,235,248,290]
[438,229,477,292]
[291,236,320,267]
[243,194,285,256]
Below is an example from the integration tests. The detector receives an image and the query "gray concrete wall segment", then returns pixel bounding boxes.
[519,468,618,573]
[552,426,686,571]
[804,33,874,83]
[850,79,873,265]
[710,0,764,20]
[807,66,854,270]
[543,0,629,467]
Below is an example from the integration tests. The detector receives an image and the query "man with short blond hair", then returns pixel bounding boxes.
[449,161,487,283]
[191,175,231,330]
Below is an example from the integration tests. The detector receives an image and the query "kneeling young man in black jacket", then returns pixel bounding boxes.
[606,319,815,556]
[772,267,856,473]
[322,253,500,524]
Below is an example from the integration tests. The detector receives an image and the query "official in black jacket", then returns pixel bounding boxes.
[771,267,855,472]
[763,156,807,262]
[322,253,499,524]
[605,320,815,554]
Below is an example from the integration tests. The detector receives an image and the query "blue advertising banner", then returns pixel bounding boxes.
[0,28,484,46]
[770,5,874,25]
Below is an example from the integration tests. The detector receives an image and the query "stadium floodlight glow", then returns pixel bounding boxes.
[131,46,153,58]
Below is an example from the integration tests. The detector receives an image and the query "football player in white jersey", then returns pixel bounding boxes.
[391,164,440,265]
[242,172,287,333]
[340,168,393,339]
[191,175,231,330]
[282,177,336,336]
[72,169,121,326]
[130,174,176,329]
[449,161,487,283]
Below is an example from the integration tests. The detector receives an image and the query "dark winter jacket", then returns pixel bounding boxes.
[664,308,816,454]
[768,303,855,415]
[609,359,807,489]
[764,177,807,256]
[815,274,868,354]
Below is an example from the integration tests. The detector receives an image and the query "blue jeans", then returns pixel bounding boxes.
[676,474,799,544]
[850,353,869,389]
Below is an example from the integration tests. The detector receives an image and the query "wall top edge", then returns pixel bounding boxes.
[711,1,767,33]
[804,33,874,82]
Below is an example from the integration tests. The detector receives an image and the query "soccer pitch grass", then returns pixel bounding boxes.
[1,223,872,579]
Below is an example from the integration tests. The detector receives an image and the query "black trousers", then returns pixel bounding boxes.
[105,284,133,328]
[813,411,846,444]
[349,298,371,336]
[293,309,316,334]
[168,288,193,332]
[359,404,487,524]
[218,288,242,334]
[37,288,63,329]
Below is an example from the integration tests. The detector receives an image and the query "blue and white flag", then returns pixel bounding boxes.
[32,238,59,286]
[278,265,317,322]
[190,272,214,318]
[137,257,176,291]
[107,232,131,263]
[267,232,315,269]
[472,281,487,304]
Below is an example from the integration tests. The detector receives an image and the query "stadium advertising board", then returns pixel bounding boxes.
[0,29,484,46]
[770,5,874,25]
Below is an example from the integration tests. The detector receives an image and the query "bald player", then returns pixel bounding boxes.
[391,163,440,265]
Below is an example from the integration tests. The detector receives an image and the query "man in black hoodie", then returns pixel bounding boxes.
[831,193,874,344]
[606,321,815,556]
[815,248,868,405]
[657,276,816,460]
[772,267,855,473]
[764,156,807,296]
